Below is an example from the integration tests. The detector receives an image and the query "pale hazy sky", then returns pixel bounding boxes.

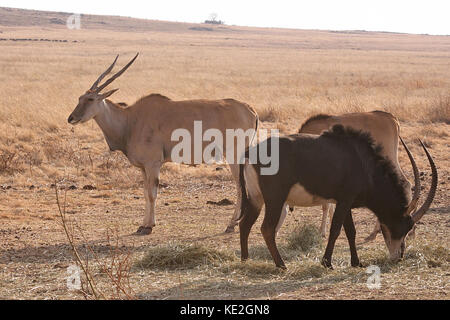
[1,0,449,35]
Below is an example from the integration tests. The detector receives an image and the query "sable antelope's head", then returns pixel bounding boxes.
[68,53,139,125]
[381,138,437,261]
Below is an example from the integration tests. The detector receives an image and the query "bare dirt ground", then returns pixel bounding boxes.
[0,7,448,300]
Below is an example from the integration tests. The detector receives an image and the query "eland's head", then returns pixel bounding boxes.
[68,53,139,125]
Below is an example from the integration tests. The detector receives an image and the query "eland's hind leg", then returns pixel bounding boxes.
[136,163,161,235]
[320,203,333,238]
[225,163,242,233]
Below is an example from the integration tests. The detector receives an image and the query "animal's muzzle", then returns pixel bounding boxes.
[67,114,79,124]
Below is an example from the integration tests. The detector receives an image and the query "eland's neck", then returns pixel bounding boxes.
[94,100,128,154]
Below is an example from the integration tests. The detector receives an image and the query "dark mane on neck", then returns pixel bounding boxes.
[299,114,331,132]
[323,124,409,208]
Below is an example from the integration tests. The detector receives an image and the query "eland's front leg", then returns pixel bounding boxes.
[136,164,160,235]
[320,203,333,238]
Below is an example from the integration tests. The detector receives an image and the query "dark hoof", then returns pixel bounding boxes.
[135,226,152,235]
[321,257,333,270]
[224,225,235,233]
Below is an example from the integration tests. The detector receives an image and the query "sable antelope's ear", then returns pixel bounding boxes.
[100,89,119,99]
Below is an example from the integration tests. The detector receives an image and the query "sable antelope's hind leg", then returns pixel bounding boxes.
[239,199,262,262]
[261,202,287,269]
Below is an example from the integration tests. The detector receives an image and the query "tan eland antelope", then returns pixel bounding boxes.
[274,111,416,241]
[68,54,259,235]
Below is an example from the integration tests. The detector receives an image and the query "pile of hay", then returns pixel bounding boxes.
[136,242,235,270]
[286,223,322,252]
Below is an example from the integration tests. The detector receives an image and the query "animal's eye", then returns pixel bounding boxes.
[88,98,94,101]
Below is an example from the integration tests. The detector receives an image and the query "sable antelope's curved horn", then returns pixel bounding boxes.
[96,53,139,93]
[400,136,420,214]
[90,55,119,91]
[411,140,438,224]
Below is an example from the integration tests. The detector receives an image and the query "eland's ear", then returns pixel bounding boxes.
[100,88,119,99]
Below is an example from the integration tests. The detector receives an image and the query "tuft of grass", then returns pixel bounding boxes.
[286,223,322,252]
[136,242,235,270]
[286,262,327,280]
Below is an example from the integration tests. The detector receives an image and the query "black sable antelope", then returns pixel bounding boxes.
[238,125,437,269]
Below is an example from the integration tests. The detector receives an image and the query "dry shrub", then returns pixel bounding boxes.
[286,223,322,252]
[136,242,235,270]
[55,185,135,300]
[428,95,450,124]
[259,106,285,122]
[0,149,22,174]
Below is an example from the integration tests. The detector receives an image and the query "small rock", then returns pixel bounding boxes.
[159,182,169,188]
[206,198,234,206]
[53,262,69,269]
[68,185,77,190]
[82,185,96,190]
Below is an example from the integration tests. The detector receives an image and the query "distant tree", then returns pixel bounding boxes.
[209,13,218,22]
[204,12,224,25]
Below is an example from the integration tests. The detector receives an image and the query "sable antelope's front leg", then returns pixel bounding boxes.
[136,164,161,235]
[322,201,352,269]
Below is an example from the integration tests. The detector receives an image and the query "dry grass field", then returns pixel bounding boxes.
[0,7,448,300]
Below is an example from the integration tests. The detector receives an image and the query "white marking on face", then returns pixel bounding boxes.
[380,224,404,261]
